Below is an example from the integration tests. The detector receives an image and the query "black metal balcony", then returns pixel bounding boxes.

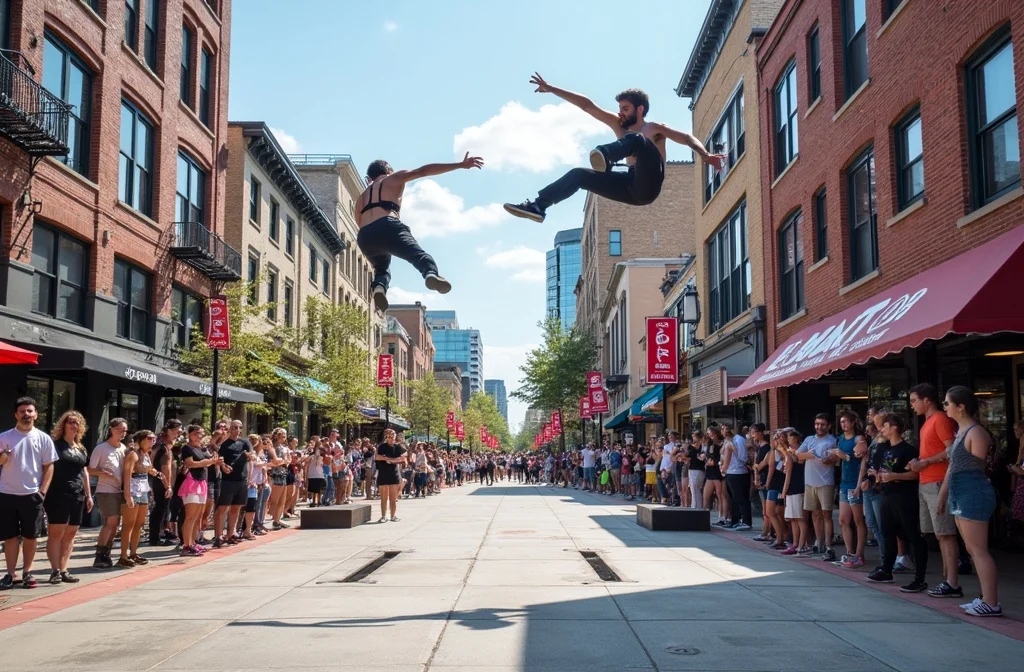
[0,50,71,156]
[170,221,242,281]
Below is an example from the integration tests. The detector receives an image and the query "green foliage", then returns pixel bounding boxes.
[511,317,597,424]
[461,391,510,450]
[407,373,449,441]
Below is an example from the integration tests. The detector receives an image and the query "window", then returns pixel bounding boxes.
[42,33,92,177]
[266,267,278,321]
[124,0,138,50]
[171,286,202,348]
[848,148,878,281]
[31,224,87,324]
[808,27,821,102]
[609,230,622,256]
[842,0,868,98]
[779,211,805,319]
[114,259,151,343]
[249,177,261,223]
[284,217,295,256]
[199,48,211,126]
[283,280,294,327]
[180,23,192,105]
[175,151,205,223]
[885,0,906,17]
[247,253,258,305]
[894,107,924,209]
[269,199,280,242]
[814,188,828,261]
[321,259,330,295]
[704,86,745,202]
[143,0,159,70]
[773,61,798,174]
[966,29,1019,207]
[309,245,318,283]
[707,202,750,333]
[119,100,153,216]
[1,0,9,51]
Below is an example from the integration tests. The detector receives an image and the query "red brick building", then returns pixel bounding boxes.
[738,0,1023,458]
[0,0,259,441]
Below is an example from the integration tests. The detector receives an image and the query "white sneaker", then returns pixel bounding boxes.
[960,596,983,610]
[589,148,607,172]
[424,273,452,294]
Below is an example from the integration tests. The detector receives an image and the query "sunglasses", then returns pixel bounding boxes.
[66,419,80,426]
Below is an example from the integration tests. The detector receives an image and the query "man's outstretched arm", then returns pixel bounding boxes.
[652,123,726,171]
[530,72,619,131]
[392,153,484,184]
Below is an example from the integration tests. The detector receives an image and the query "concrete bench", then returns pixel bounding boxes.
[636,504,711,531]
[300,503,373,529]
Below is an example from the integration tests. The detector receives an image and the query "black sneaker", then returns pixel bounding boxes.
[22,572,37,589]
[928,581,964,598]
[503,200,546,223]
[424,273,452,294]
[371,286,389,313]
[900,579,928,593]
[866,569,894,583]
[865,538,879,547]
[0,574,13,590]
[48,571,62,585]
[60,571,80,584]
[821,548,837,562]
[811,545,821,555]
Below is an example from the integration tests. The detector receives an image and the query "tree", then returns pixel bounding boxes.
[461,391,510,450]
[407,373,448,442]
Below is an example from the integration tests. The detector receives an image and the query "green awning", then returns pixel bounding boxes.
[604,408,630,430]
[272,365,329,396]
[631,385,664,416]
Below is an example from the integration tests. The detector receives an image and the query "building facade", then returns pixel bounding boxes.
[744,0,1023,478]
[382,315,412,408]
[425,310,483,395]
[545,228,582,331]
[0,0,265,443]
[387,303,435,384]
[484,378,508,423]
[434,361,463,411]
[675,0,782,431]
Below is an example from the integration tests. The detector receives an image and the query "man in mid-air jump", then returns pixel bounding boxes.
[504,73,726,223]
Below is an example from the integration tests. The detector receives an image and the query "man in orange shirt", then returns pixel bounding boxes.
[908,383,961,598]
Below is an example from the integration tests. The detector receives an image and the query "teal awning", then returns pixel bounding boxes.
[604,408,630,430]
[631,385,664,416]
[272,366,329,396]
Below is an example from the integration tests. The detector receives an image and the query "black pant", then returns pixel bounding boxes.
[725,473,752,526]
[537,133,664,208]
[149,481,170,544]
[881,491,928,581]
[357,216,439,291]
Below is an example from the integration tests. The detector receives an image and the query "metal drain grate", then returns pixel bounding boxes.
[579,550,621,582]
[666,645,700,656]
[321,551,401,584]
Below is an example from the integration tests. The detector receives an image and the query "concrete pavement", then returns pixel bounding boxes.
[1,482,1022,671]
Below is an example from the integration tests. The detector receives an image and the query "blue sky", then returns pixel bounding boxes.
[229,0,712,428]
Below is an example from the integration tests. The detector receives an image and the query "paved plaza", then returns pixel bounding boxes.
[1,483,1023,671]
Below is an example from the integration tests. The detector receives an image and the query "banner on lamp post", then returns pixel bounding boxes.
[542,424,552,442]
[376,354,395,387]
[579,396,592,419]
[589,387,610,413]
[646,316,679,384]
[481,426,488,442]
[206,295,231,350]
[446,411,455,429]
[455,421,465,441]
[586,371,602,391]
[551,410,562,434]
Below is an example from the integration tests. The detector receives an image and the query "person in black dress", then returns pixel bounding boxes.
[375,429,407,522]
[44,410,92,584]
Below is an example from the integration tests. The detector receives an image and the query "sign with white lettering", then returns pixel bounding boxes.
[207,295,231,350]
[645,317,679,384]
[124,366,158,385]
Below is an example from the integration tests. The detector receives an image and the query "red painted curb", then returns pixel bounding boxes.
[711,527,1024,641]
[0,529,298,631]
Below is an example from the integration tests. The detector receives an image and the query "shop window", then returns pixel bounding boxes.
[119,99,154,216]
[175,150,206,224]
[180,23,193,105]
[25,377,74,433]
[42,32,92,177]
[779,210,805,319]
[773,61,798,175]
[848,148,878,281]
[171,286,202,348]
[124,0,139,50]
[707,201,749,333]
[31,223,88,325]
[144,0,159,71]
[841,0,868,98]
[114,259,151,344]
[966,27,1019,207]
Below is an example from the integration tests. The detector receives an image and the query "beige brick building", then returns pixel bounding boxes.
[387,303,435,384]
[675,0,783,429]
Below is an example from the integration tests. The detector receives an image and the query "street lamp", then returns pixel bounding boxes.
[680,285,700,324]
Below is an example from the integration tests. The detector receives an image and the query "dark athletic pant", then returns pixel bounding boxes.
[357,216,439,291]
[149,482,170,545]
[725,473,752,526]
[537,133,665,208]
[880,490,928,582]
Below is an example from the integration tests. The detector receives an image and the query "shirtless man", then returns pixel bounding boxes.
[504,73,725,223]
[356,153,484,312]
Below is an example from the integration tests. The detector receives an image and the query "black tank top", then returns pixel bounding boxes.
[360,177,401,214]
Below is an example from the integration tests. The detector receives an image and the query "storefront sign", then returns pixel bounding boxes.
[123,366,157,384]
[579,396,592,419]
[455,421,465,441]
[551,410,562,434]
[377,354,395,387]
[589,388,610,413]
[198,383,234,399]
[206,295,231,350]
[446,411,455,429]
[645,316,679,384]
[691,368,727,408]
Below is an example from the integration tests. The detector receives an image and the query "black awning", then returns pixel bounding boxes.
[20,342,264,404]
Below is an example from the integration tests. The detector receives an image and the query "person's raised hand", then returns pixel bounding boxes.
[707,153,728,172]
[530,72,552,93]
[459,152,484,170]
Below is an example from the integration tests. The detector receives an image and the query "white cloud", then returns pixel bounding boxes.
[453,101,608,173]
[401,179,509,238]
[384,20,398,32]
[268,126,301,154]
[485,245,546,282]
[387,286,447,308]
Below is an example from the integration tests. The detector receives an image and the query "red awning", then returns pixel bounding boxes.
[0,341,41,365]
[731,225,1024,399]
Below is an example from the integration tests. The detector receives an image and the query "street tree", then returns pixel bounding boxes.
[407,373,448,442]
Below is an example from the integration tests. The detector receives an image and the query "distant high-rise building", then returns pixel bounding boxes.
[546,228,583,331]
[484,379,508,423]
[425,311,484,395]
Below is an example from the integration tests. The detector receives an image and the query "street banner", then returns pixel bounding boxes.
[580,396,592,419]
[586,370,602,391]
[551,410,562,434]
[589,387,610,413]
[646,316,679,384]
[446,411,455,429]
[481,426,488,441]
[376,354,395,387]
[206,295,231,350]
[542,424,552,442]
[455,421,465,441]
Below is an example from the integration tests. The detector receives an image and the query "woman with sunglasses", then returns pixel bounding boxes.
[44,411,91,584]
[119,430,161,567]
[178,425,223,557]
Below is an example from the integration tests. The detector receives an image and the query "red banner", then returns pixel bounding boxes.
[579,396,592,419]
[455,421,465,440]
[586,370,603,391]
[646,316,679,384]
[446,411,455,429]
[206,295,231,350]
[377,354,395,387]
[589,387,610,413]
[481,426,488,441]
[551,410,562,434]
